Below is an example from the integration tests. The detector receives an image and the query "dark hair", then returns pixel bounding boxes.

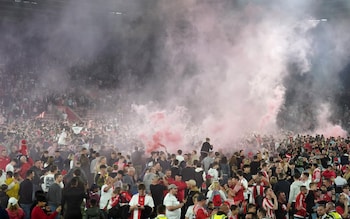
[6,171,13,177]
[302,172,309,177]
[26,169,34,177]
[294,172,301,180]
[54,173,62,180]
[90,198,97,206]
[177,150,182,155]
[247,203,256,210]
[37,195,47,202]
[220,156,228,164]
[157,204,166,214]
[230,205,238,211]
[138,183,146,191]
[50,165,58,173]
[70,177,79,187]
[258,208,267,216]
[73,168,81,177]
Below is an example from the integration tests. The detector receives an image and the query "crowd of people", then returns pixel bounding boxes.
[0,117,349,219]
[0,64,350,219]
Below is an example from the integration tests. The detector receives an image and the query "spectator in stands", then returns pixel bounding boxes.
[6,197,25,219]
[5,172,19,199]
[30,160,43,191]
[128,183,154,219]
[47,173,63,219]
[53,151,64,171]
[18,170,34,219]
[262,187,278,219]
[123,167,137,194]
[275,191,288,219]
[31,195,61,219]
[42,165,59,193]
[288,172,303,215]
[0,149,10,171]
[294,185,308,218]
[335,193,349,218]
[18,156,31,180]
[326,202,342,219]
[99,176,114,215]
[61,177,86,219]
[200,138,213,161]
[164,184,184,219]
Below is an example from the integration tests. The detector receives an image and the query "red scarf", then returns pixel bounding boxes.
[137,195,145,219]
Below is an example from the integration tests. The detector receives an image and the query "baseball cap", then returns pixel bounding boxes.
[8,197,18,206]
[168,184,177,190]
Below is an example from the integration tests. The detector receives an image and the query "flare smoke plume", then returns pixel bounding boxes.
[1,0,350,152]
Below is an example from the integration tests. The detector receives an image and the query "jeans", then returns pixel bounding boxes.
[20,203,32,219]
[49,204,60,219]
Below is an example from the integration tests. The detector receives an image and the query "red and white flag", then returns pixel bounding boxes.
[35,111,45,119]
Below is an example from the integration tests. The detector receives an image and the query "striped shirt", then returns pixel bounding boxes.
[262,197,275,219]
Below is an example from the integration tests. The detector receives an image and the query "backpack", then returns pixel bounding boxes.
[210,190,223,207]
[86,207,104,219]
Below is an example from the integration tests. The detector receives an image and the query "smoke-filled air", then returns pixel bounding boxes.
[1,0,350,152]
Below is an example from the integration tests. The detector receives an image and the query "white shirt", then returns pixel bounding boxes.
[129,193,154,219]
[185,204,194,219]
[240,178,249,199]
[176,155,184,163]
[303,178,312,190]
[58,131,67,145]
[334,176,347,187]
[207,168,219,181]
[206,189,227,204]
[100,185,113,210]
[164,193,181,219]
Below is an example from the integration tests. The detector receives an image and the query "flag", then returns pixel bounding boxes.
[35,111,45,119]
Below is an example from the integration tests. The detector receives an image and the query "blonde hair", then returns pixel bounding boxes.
[208,181,220,191]
[7,203,19,211]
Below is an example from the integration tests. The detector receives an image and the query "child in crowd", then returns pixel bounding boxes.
[85,198,105,219]
[155,204,167,219]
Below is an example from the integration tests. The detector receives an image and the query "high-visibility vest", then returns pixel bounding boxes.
[211,214,227,219]
[328,211,342,219]
[156,215,168,219]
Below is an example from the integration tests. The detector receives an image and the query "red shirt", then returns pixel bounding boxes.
[233,185,244,204]
[0,156,10,170]
[336,205,345,215]
[194,205,210,219]
[167,179,187,202]
[6,208,25,219]
[19,162,31,179]
[322,170,336,180]
[31,206,58,219]
[295,192,307,217]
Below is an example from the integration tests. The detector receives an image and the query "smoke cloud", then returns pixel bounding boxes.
[1,0,350,152]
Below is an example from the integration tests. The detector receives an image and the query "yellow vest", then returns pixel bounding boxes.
[156,215,168,219]
[328,211,342,219]
[211,214,227,219]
